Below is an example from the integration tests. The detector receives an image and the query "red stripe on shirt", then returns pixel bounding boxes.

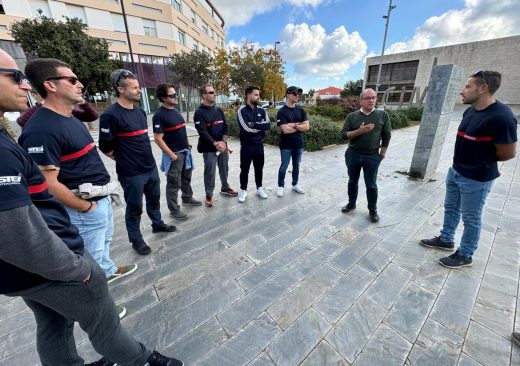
[59,143,95,162]
[205,120,223,127]
[457,131,493,142]
[116,129,148,137]
[28,181,48,194]
[164,123,186,131]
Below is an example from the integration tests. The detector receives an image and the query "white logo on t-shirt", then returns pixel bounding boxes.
[0,174,22,186]
[101,128,110,133]
[28,146,44,154]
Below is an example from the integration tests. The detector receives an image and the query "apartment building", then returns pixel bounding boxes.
[0,0,226,111]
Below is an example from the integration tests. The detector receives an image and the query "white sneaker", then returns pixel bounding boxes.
[276,187,284,197]
[238,189,248,202]
[292,184,305,194]
[256,187,268,199]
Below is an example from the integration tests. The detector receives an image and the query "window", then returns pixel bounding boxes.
[139,55,153,64]
[172,0,181,12]
[29,0,51,17]
[111,13,125,32]
[66,5,87,24]
[105,39,126,46]
[143,19,157,38]
[192,43,198,51]
[132,3,162,14]
[109,52,121,60]
[0,4,5,15]
[120,53,132,62]
[178,31,186,45]
[202,23,208,35]
[152,56,164,65]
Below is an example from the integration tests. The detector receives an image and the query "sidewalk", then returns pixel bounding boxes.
[0,106,519,365]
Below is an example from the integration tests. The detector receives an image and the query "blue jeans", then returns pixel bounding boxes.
[440,167,494,258]
[66,196,116,277]
[345,149,382,211]
[119,167,164,243]
[278,148,303,187]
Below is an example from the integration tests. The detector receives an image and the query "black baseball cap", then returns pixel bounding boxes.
[286,86,303,94]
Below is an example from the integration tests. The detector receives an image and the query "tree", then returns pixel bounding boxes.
[262,48,286,104]
[10,13,122,95]
[168,49,213,122]
[340,79,364,98]
[212,49,231,96]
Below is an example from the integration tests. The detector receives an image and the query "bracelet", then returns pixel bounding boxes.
[81,201,93,213]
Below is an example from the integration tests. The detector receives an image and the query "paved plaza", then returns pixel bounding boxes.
[1,106,519,365]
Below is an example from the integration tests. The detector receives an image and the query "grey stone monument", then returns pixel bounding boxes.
[409,64,464,179]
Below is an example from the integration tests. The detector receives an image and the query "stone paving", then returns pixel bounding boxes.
[1,106,519,365]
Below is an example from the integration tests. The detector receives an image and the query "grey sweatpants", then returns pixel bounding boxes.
[10,255,151,366]
[166,153,194,212]
[202,151,231,197]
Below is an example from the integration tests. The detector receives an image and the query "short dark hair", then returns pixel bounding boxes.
[110,69,137,97]
[156,83,174,103]
[245,85,260,100]
[471,70,501,95]
[199,84,213,97]
[25,58,71,98]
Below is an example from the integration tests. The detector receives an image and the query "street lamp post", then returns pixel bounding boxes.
[120,0,138,75]
[375,0,396,103]
[273,41,281,106]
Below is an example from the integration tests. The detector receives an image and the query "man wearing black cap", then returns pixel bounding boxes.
[276,86,309,197]
[99,70,176,256]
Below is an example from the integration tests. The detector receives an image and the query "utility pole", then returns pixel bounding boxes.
[375,0,396,102]
[120,0,138,76]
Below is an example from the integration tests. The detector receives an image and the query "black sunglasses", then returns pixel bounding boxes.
[0,68,26,84]
[168,93,178,98]
[204,90,215,95]
[114,70,136,87]
[471,70,488,84]
[46,76,80,85]
[291,92,300,96]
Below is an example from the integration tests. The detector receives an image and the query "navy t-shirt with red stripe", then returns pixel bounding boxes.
[276,105,308,150]
[0,127,84,292]
[99,103,156,177]
[18,107,110,190]
[152,106,190,152]
[453,101,518,182]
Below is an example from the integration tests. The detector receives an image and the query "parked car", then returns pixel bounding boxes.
[275,101,285,109]
[259,100,270,109]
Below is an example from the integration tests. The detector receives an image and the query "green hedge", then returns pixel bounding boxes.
[385,109,409,129]
[225,111,345,151]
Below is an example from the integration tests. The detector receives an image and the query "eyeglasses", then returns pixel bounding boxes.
[0,68,26,84]
[46,76,80,85]
[471,70,488,85]
[362,96,377,100]
[114,70,136,87]
[204,90,215,95]
[168,93,178,98]
[291,92,301,96]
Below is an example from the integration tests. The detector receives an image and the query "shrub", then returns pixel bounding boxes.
[402,106,423,121]
[225,111,345,151]
[306,98,360,122]
[385,109,409,129]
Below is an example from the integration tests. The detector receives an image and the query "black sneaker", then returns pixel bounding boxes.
[420,236,455,251]
[152,224,177,233]
[85,358,115,366]
[132,240,151,255]
[182,197,202,206]
[369,210,379,223]
[438,250,472,268]
[341,203,356,213]
[147,350,184,366]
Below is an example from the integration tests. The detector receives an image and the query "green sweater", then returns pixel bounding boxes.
[341,109,391,153]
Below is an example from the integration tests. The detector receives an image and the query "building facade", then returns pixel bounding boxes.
[364,35,520,105]
[0,0,226,112]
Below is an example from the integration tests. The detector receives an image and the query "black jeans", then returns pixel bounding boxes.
[240,143,265,190]
[11,255,150,366]
[345,148,382,211]
[119,167,164,243]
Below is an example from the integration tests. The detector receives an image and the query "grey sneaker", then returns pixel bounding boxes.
[182,197,202,206]
[116,305,127,319]
[170,210,189,220]
[107,264,138,284]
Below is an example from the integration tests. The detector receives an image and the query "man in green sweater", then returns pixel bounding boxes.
[341,88,391,222]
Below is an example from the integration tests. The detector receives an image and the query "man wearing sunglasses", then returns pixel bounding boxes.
[341,88,391,223]
[153,83,202,220]
[0,50,183,366]
[18,59,136,308]
[276,86,310,197]
[99,70,176,256]
[194,84,238,207]
[421,70,517,268]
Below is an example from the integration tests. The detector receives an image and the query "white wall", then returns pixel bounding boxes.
[156,21,174,40]
[3,0,31,17]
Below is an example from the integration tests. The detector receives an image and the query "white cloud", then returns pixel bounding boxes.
[386,0,520,54]
[278,23,367,77]
[212,0,328,27]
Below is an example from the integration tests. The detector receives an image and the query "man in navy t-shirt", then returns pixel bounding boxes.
[194,84,238,207]
[0,50,183,366]
[19,58,136,302]
[99,70,175,255]
[153,83,201,220]
[421,70,517,268]
[276,86,310,197]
